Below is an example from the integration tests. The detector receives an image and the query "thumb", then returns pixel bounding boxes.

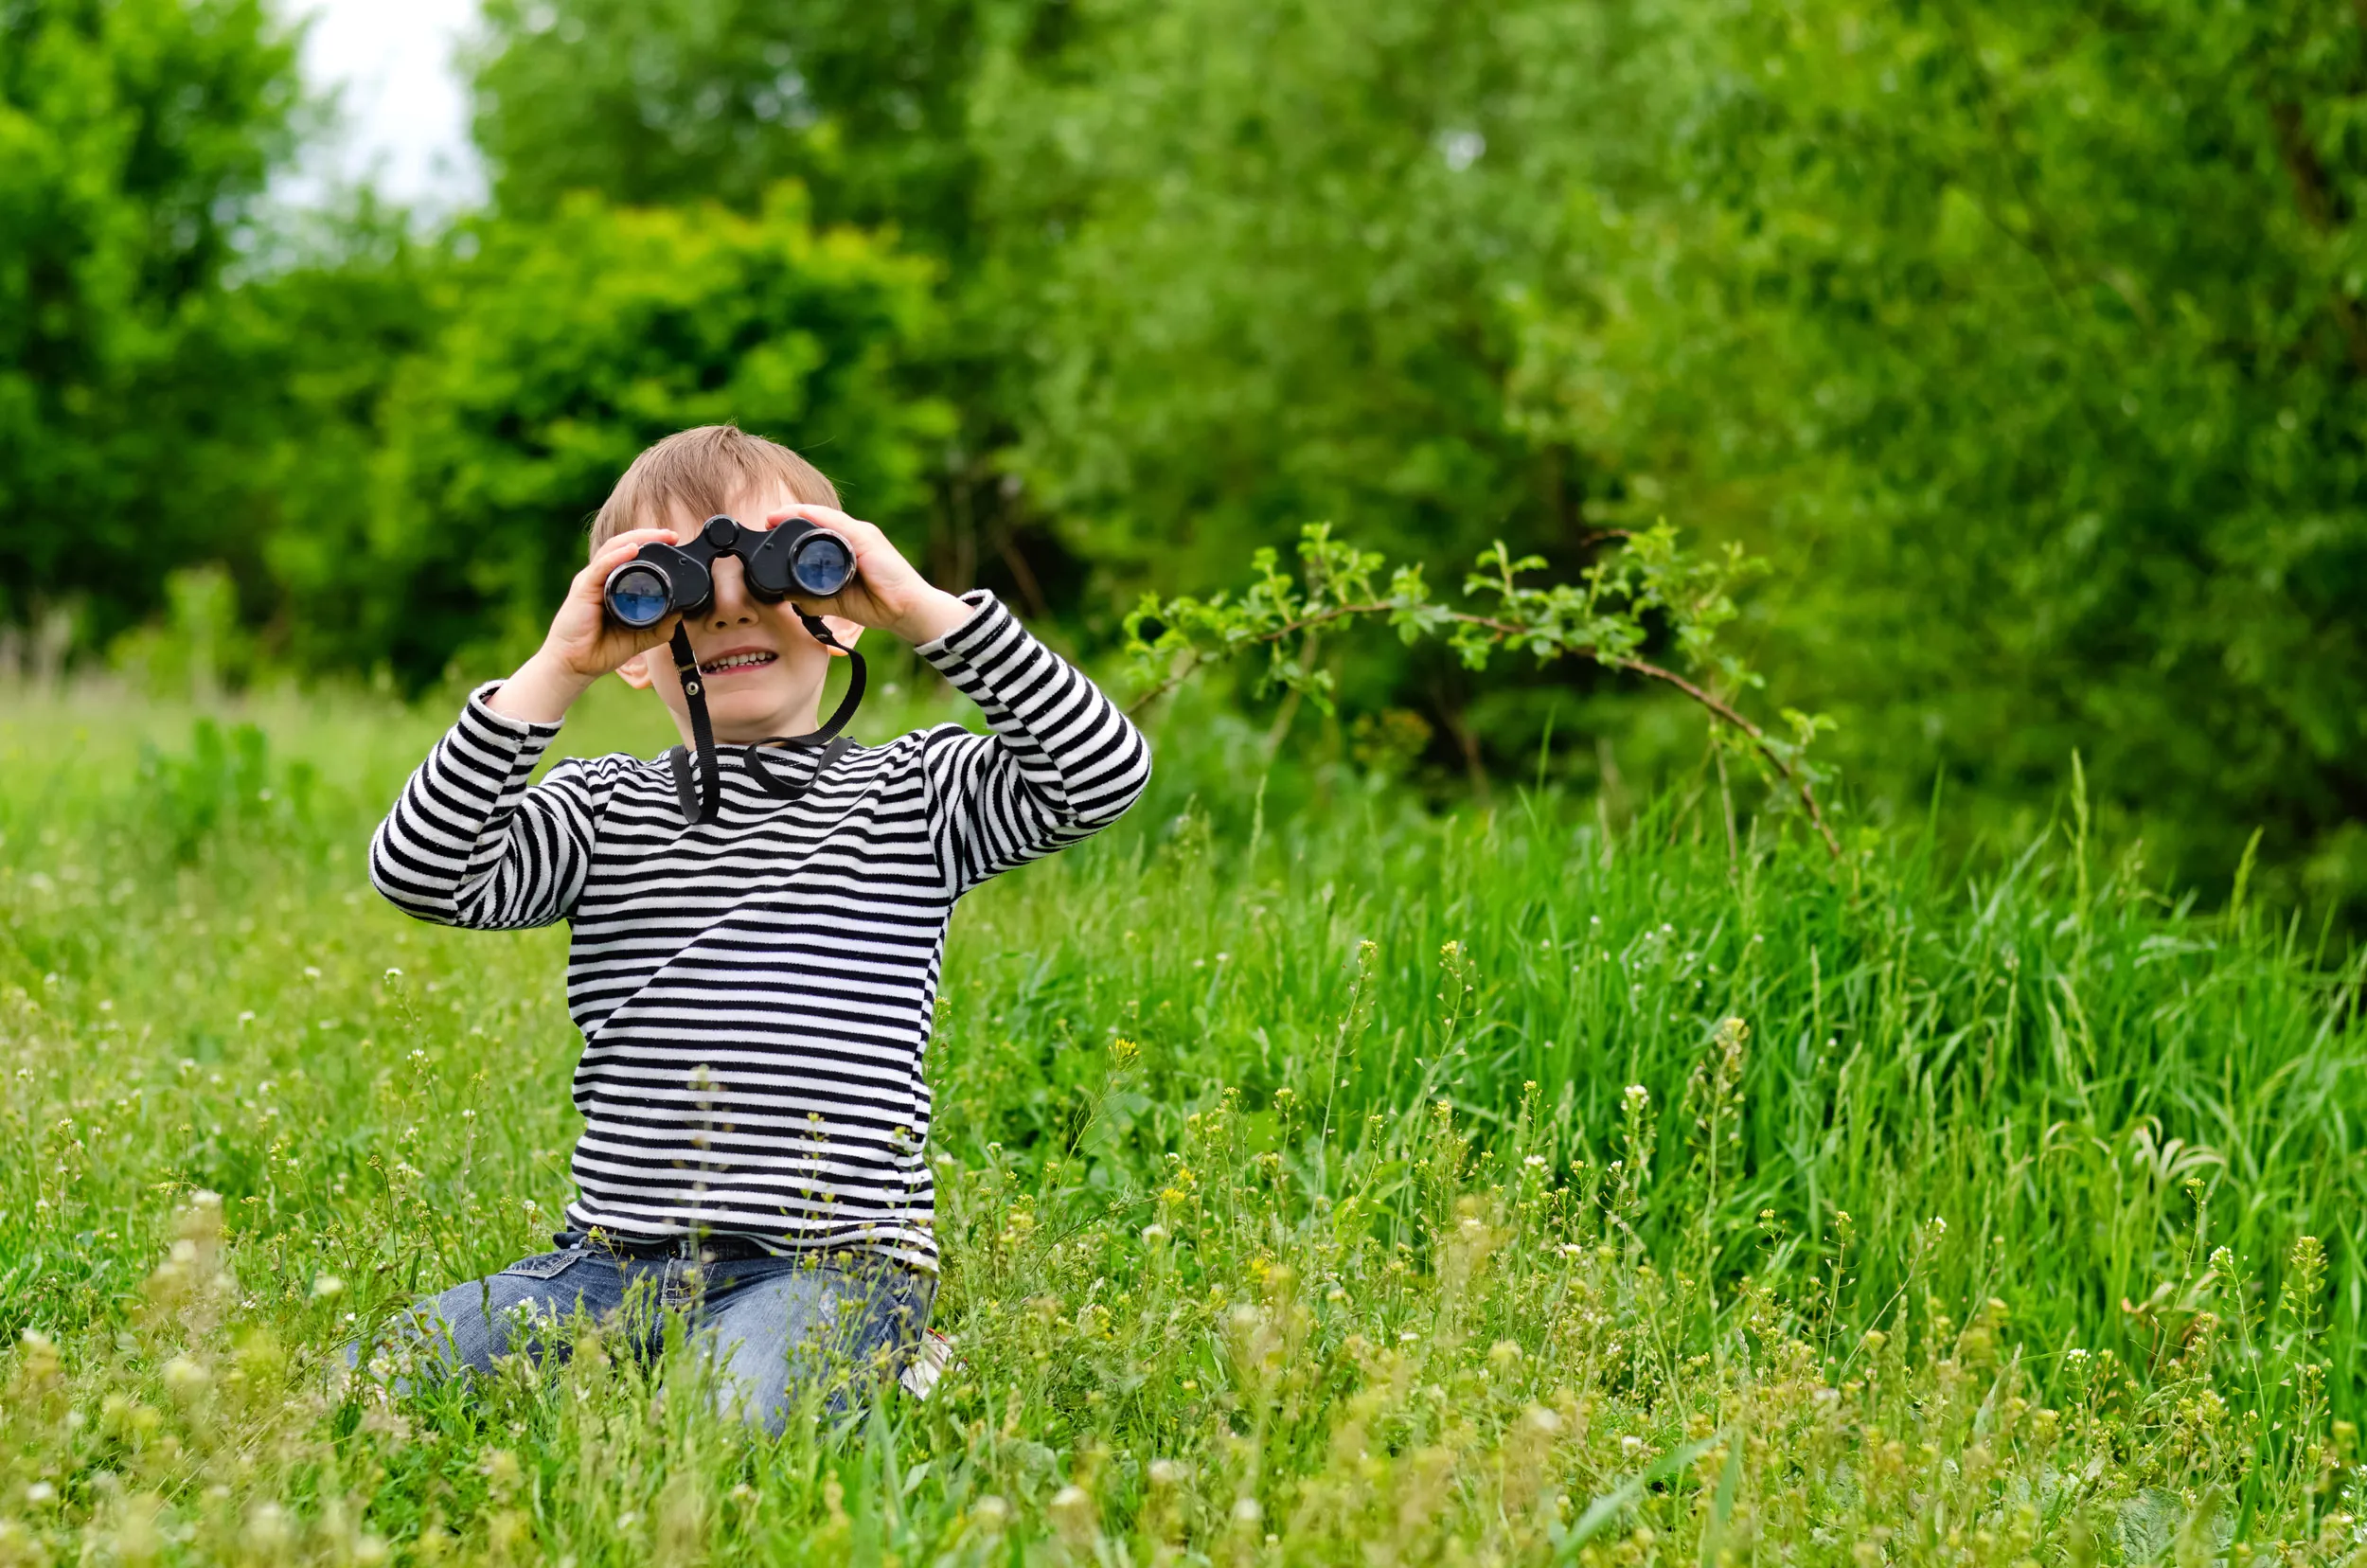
[820,614,863,654]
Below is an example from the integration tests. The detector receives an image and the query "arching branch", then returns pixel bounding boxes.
[1123,524,1841,858]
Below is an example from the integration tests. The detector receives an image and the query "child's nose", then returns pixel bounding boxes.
[704,557,760,627]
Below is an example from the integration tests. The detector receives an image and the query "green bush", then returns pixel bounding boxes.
[0,0,301,639]
[1504,0,2367,904]
[9,0,2367,918]
[269,187,950,685]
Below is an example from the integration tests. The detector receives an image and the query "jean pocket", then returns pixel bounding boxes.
[498,1249,585,1282]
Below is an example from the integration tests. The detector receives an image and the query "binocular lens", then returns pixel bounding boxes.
[605,562,674,627]
[790,531,857,597]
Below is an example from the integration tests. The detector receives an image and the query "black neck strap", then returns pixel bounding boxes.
[665,614,866,826]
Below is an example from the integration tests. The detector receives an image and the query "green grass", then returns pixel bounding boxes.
[1,676,2364,1562]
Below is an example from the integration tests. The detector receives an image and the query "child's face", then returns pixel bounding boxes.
[612,487,863,744]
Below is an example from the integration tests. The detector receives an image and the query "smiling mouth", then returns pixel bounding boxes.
[698,650,777,675]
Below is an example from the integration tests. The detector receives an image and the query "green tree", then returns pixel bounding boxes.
[0,0,304,638]
[469,0,1077,610]
[276,188,948,685]
[973,0,1621,590]
[963,0,1730,772]
[471,0,1020,250]
[1508,0,2367,900]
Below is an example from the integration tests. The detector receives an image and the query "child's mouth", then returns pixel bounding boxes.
[698,650,777,676]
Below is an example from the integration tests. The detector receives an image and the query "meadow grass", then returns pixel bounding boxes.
[1,677,2364,1562]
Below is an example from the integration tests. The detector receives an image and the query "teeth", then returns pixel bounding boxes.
[701,651,776,673]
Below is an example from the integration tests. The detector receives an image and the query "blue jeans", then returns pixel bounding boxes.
[365,1238,934,1434]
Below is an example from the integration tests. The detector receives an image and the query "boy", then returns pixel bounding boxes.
[366,425,1150,1428]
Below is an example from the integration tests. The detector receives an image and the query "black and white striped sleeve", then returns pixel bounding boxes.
[368,685,597,930]
[916,591,1153,897]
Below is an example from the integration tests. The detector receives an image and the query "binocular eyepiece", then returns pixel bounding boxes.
[603,513,858,629]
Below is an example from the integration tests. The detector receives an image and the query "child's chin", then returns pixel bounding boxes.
[703,681,798,722]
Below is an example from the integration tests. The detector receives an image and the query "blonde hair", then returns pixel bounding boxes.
[590,425,841,554]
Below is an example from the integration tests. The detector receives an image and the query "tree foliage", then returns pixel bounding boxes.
[0,0,302,635]
[469,0,1077,607]
[4,0,2365,902]
[970,0,1618,585]
[469,0,1029,252]
[1126,523,1839,850]
[287,190,948,684]
[1507,0,2367,899]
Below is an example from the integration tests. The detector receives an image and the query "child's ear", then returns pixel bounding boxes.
[615,650,656,691]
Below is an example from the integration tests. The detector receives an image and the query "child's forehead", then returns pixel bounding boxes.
[654,483,800,530]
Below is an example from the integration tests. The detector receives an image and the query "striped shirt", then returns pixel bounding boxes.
[368,591,1151,1271]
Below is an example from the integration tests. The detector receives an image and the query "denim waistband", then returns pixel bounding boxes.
[557,1229,775,1262]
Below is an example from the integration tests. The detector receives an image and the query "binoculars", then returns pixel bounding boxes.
[603,513,858,629]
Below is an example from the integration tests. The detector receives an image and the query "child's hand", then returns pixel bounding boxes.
[763,507,977,646]
[541,528,687,677]
[486,528,682,724]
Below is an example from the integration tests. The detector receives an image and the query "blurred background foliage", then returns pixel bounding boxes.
[3,0,2364,913]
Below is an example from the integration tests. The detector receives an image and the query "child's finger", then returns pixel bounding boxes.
[769,505,898,554]
[761,507,904,575]
[588,528,678,566]
[581,534,679,596]
[784,589,841,620]
[762,504,857,530]
[787,606,861,653]
[786,586,874,633]
[590,529,678,569]
[823,514,888,549]
[631,611,683,651]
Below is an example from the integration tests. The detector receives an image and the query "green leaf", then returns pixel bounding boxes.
[1554,1432,1722,1559]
